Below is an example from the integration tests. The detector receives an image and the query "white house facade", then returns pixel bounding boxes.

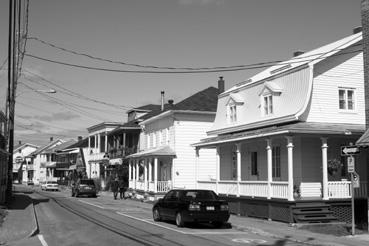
[194,31,365,223]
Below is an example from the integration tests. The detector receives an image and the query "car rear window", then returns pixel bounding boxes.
[80,180,95,185]
[184,190,216,200]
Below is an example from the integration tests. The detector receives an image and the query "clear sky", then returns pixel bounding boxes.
[0,0,363,146]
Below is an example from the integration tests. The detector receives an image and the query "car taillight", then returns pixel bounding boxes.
[189,203,201,211]
[220,204,229,211]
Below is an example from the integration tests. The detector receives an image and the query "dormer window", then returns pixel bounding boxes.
[259,81,281,116]
[263,95,273,115]
[226,94,244,124]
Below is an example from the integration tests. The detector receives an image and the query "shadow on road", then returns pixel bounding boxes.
[256,235,315,246]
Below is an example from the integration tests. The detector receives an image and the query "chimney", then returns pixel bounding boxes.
[218,76,225,94]
[168,99,174,106]
[353,26,362,34]
[293,50,305,57]
[18,140,21,145]
[50,137,53,142]
[362,0,369,129]
[78,136,83,141]
[161,91,165,111]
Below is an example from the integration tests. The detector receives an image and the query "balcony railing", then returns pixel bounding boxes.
[108,146,137,159]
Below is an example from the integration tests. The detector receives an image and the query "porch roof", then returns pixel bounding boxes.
[194,122,364,147]
[127,146,176,159]
[356,128,369,146]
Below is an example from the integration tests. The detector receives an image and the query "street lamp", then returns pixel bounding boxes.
[16,88,56,98]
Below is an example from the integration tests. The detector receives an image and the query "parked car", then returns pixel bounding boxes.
[71,179,97,197]
[152,189,230,228]
[41,181,59,191]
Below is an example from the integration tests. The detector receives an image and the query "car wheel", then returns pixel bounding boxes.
[175,212,185,227]
[153,208,161,222]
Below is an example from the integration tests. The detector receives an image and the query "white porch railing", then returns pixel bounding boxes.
[136,180,146,191]
[157,181,172,193]
[149,181,155,192]
[328,181,351,198]
[197,181,216,191]
[218,181,237,195]
[129,180,135,189]
[271,181,289,199]
[240,181,268,198]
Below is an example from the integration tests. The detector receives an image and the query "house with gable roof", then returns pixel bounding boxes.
[194,30,365,223]
[127,78,224,200]
[31,137,65,184]
[12,141,39,183]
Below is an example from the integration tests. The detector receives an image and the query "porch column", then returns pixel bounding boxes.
[135,160,139,189]
[321,137,329,200]
[128,161,132,181]
[236,143,242,197]
[88,136,91,153]
[286,136,294,201]
[154,158,158,193]
[104,132,108,153]
[266,139,272,199]
[144,159,148,191]
[123,133,126,155]
[94,135,97,151]
[97,134,101,152]
[148,158,152,182]
[216,146,220,194]
[195,148,199,189]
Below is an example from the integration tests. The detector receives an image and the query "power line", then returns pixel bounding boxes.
[26,36,362,71]
[24,47,363,74]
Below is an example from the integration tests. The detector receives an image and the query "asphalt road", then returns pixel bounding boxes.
[22,187,315,246]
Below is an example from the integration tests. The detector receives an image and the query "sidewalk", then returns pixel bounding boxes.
[2,185,369,246]
[0,186,38,245]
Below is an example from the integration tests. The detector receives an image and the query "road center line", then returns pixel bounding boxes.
[78,199,105,209]
[38,234,49,246]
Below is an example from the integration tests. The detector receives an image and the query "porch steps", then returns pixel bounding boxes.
[292,203,338,223]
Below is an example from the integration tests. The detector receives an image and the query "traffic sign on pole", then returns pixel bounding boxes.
[347,155,355,173]
[341,145,360,156]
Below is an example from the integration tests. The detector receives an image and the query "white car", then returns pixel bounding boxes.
[41,181,59,191]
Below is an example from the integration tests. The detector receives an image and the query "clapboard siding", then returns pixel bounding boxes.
[174,120,215,189]
[306,47,364,123]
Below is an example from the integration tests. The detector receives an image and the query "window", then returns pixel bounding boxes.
[147,134,150,149]
[339,88,355,110]
[263,95,273,115]
[272,146,281,178]
[228,104,237,123]
[251,152,258,176]
[152,132,157,148]
[166,128,170,145]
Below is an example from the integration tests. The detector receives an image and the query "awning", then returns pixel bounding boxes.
[109,158,123,165]
[356,128,369,146]
[46,162,56,168]
[194,122,365,148]
[127,146,176,159]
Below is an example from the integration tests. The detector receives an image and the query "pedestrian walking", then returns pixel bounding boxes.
[111,177,119,200]
[118,178,127,199]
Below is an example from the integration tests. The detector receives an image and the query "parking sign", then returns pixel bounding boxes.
[347,156,355,173]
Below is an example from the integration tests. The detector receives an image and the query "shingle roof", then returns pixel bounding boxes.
[30,139,64,156]
[173,87,219,112]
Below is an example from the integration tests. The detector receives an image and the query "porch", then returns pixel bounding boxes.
[197,180,368,200]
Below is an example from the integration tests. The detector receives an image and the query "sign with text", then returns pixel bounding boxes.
[347,155,355,173]
[341,145,360,156]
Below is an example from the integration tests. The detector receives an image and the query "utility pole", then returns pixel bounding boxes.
[6,0,14,201]
[361,0,369,232]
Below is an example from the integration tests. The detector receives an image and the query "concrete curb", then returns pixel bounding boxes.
[27,197,39,238]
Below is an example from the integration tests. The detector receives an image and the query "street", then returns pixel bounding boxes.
[21,186,313,246]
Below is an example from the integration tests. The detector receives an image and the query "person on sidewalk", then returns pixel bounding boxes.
[111,177,119,200]
[118,177,128,199]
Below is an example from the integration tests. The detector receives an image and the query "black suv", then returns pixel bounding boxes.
[71,179,97,197]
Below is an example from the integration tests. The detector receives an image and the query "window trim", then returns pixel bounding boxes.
[338,87,356,112]
[262,94,273,116]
